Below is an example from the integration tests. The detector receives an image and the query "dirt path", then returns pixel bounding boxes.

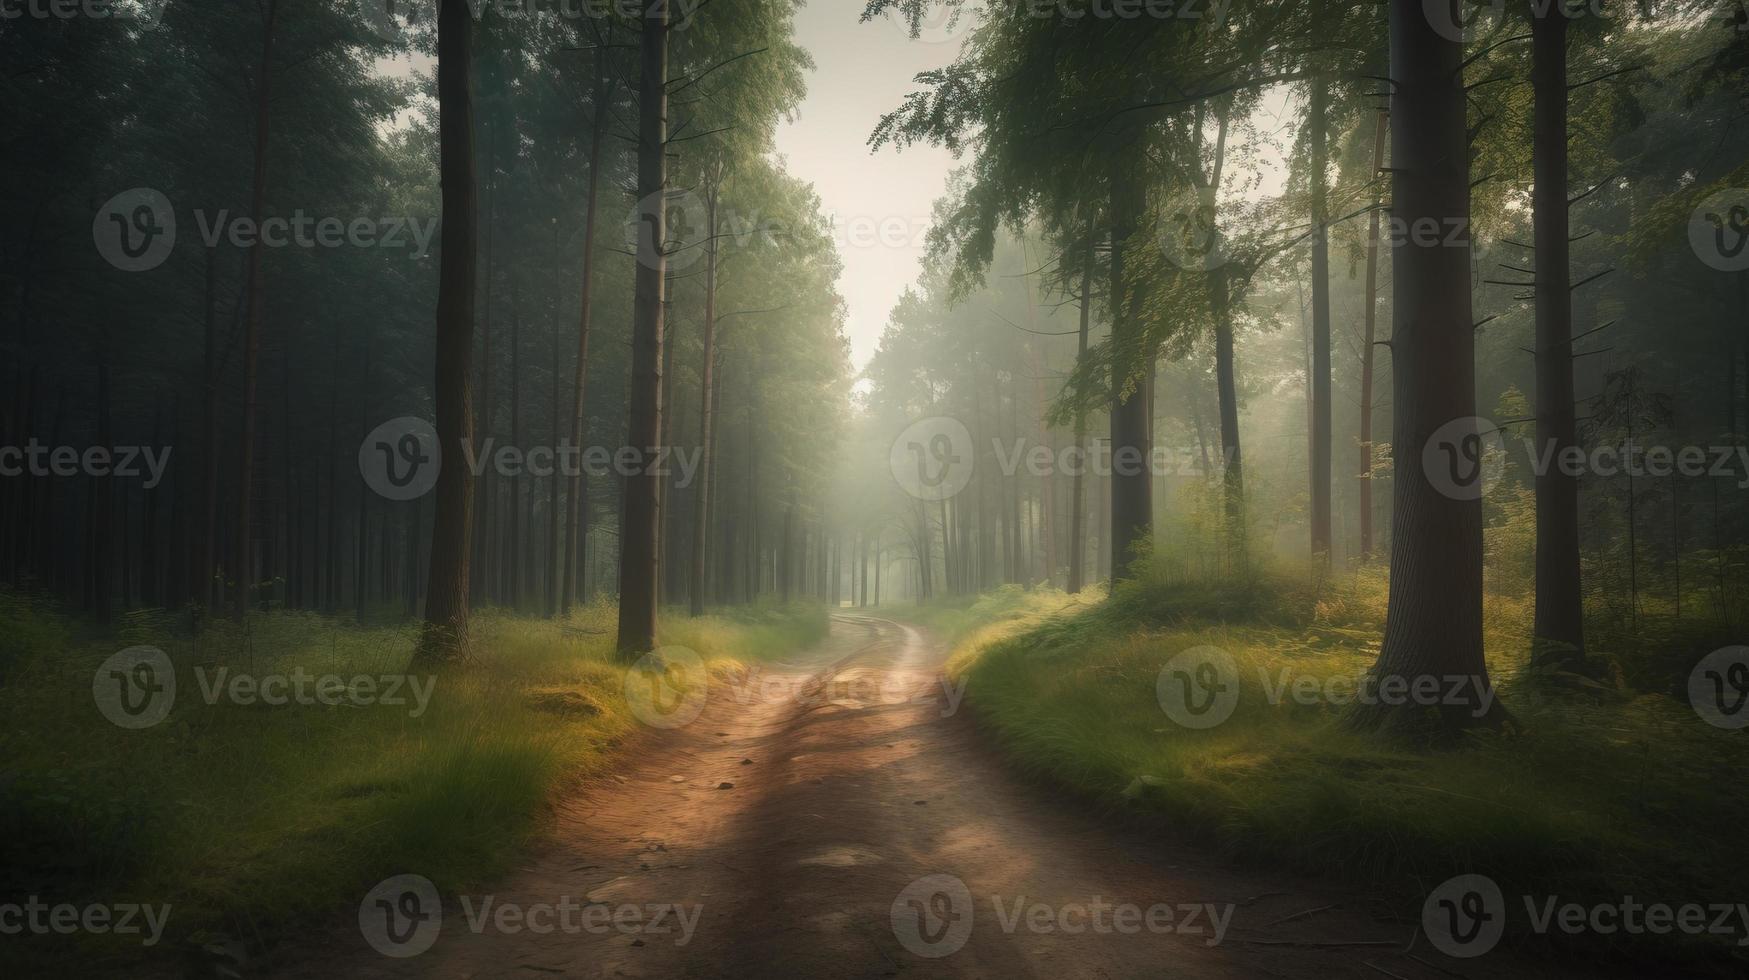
[267,614,1587,979]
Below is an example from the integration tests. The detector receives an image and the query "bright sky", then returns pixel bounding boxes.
[774,2,966,371]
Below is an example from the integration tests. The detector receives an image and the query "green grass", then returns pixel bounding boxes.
[928,566,1749,973]
[0,593,826,970]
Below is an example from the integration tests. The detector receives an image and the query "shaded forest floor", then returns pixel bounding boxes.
[0,594,826,971]
[898,565,1749,973]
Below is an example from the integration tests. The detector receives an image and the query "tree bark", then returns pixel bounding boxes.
[232,0,279,617]
[1067,238,1093,594]
[1108,167,1153,581]
[689,178,721,616]
[1359,110,1386,562]
[1529,6,1586,667]
[563,63,611,616]
[1355,0,1501,735]
[615,0,669,657]
[1308,78,1334,561]
[416,0,480,664]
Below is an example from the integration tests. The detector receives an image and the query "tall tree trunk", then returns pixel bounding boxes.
[507,287,522,609]
[233,0,279,617]
[93,354,114,623]
[416,0,479,663]
[1067,238,1093,594]
[1359,110,1386,562]
[324,322,341,612]
[616,0,669,656]
[198,248,222,609]
[1355,0,1501,734]
[689,179,721,616]
[1308,78,1334,561]
[1200,104,1246,556]
[1108,168,1153,580]
[355,340,373,617]
[1529,6,1586,667]
[563,64,610,616]
[549,322,563,615]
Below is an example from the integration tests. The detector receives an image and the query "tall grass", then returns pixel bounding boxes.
[933,564,1749,973]
[0,596,826,968]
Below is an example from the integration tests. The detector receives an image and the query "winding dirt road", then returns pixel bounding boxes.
[269,613,1595,979]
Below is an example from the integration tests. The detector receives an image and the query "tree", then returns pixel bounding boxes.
[1353,0,1502,734]
[616,0,672,657]
[562,55,612,617]
[416,0,480,664]
[1529,2,1586,669]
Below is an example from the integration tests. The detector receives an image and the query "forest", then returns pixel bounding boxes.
[2,0,1747,976]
